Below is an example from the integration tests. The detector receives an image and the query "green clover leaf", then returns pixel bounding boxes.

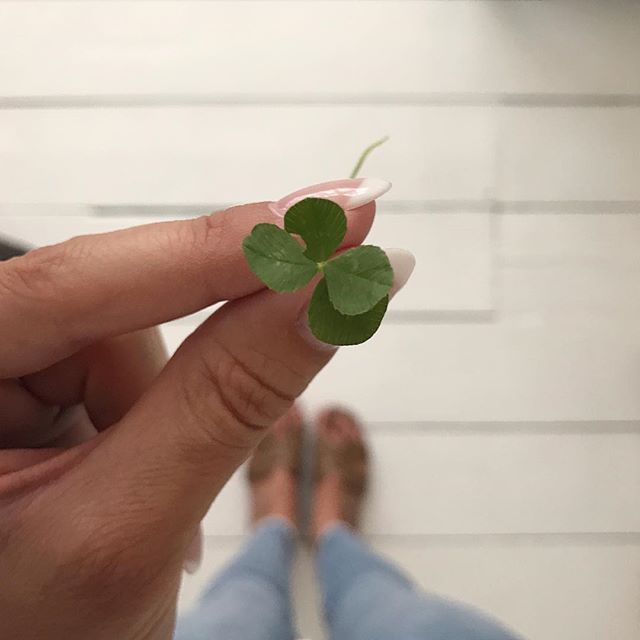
[323,245,393,316]
[308,279,389,345]
[284,197,347,263]
[242,199,394,345]
[242,223,318,292]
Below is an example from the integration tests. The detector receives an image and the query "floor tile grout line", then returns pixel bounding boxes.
[364,420,640,435]
[3,92,640,109]
[3,201,640,217]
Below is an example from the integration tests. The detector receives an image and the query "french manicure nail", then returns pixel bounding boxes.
[182,528,203,574]
[385,248,416,300]
[183,559,200,574]
[269,178,391,217]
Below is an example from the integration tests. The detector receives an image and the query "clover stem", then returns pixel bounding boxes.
[349,136,390,179]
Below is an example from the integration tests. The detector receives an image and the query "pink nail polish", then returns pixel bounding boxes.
[269,178,391,217]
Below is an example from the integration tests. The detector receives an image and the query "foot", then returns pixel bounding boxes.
[312,408,369,541]
[247,405,303,529]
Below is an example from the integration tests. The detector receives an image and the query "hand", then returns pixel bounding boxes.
[0,188,376,640]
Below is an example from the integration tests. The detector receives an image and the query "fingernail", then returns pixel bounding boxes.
[183,559,200,574]
[296,248,415,351]
[269,178,391,217]
[386,248,416,300]
[296,311,340,353]
[183,527,203,574]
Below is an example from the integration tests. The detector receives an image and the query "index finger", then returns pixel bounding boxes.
[0,178,387,377]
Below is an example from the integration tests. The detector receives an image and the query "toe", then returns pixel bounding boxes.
[273,404,303,437]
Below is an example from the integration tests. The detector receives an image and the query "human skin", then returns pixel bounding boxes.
[0,181,380,640]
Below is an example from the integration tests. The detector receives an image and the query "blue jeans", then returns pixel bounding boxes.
[174,518,521,640]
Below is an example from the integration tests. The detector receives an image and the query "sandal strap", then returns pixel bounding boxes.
[314,437,368,499]
[248,425,303,484]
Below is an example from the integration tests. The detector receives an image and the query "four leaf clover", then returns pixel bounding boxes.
[242,197,394,345]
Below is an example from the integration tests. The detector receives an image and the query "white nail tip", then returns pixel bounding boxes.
[385,248,416,299]
[183,560,200,574]
[353,178,392,207]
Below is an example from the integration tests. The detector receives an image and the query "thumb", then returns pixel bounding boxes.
[40,250,414,576]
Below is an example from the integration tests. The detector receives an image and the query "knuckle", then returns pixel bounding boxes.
[178,340,294,452]
[0,245,65,301]
[175,213,228,259]
[199,211,230,250]
[0,239,88,309]
[0,241,91,349]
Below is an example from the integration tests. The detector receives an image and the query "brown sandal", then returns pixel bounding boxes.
[314,408,369,530]
[247,407,304,485]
